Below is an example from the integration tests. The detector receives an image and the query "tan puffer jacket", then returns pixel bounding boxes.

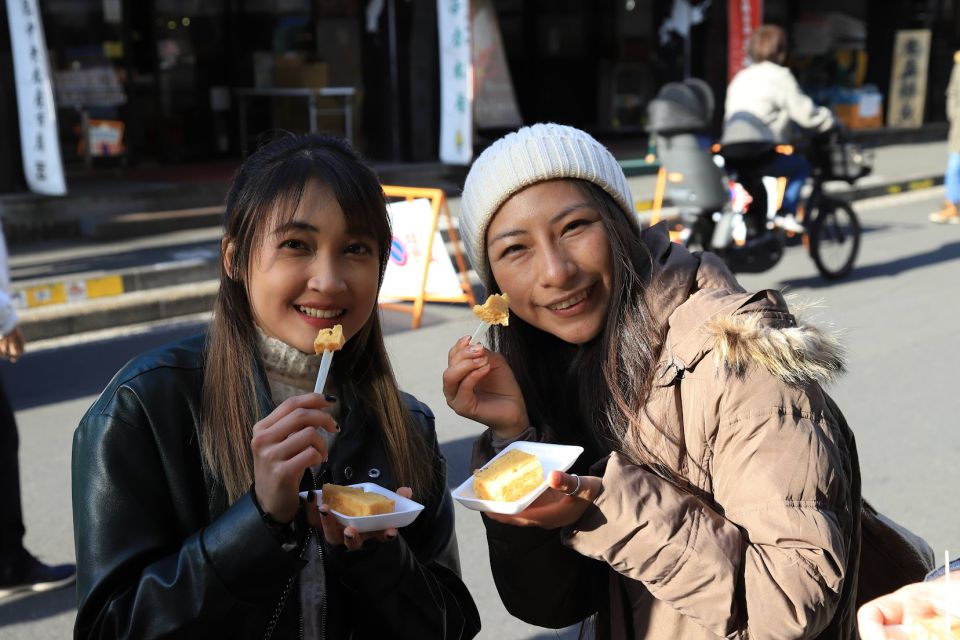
[474,227,861,639]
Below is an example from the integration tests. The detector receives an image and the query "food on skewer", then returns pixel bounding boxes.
[322,483,395,516]
[473,449,543,502]
[472,293,511,326]
[314,324,346,354]
[313,324,345,394]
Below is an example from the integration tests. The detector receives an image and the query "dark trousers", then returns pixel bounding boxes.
[764,151,811,215]
[0,375,25,563]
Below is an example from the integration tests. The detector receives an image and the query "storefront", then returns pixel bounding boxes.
[762,0,957,132]
[0,0,413,192]
[485,0,958,138]
[2,0,958,195]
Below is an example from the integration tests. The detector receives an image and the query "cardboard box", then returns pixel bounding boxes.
[300,62,328,88]
[833,90,884,129]
[274,53,328,88]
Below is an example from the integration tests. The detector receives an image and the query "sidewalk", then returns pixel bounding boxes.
[6,138,950,345]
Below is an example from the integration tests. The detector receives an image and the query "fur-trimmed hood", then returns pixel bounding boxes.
[641,225,846,387]
[661,287,847,388]
[707,301,846,386]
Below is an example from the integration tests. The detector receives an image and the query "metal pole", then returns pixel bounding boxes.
[344,93,354,146]
[238,95,248,156]
[387,0,402,160]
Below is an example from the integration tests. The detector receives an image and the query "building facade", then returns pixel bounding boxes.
[0,0,957,194]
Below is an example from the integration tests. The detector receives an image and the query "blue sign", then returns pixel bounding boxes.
[390,237,407,266]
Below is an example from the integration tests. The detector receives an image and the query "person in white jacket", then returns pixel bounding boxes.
[0,223,76,599]
[722,24,837,233]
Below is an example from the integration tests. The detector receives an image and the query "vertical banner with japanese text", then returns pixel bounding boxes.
[472,0,521,129]
[727,0,762,82]
[438,0,472,165]
[6,0,66,195]
[887,29,931,128]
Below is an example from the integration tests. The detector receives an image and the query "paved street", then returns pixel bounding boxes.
[1,188,958,638]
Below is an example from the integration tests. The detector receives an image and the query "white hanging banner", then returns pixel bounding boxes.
[472,0,521,129]
[6,0,67,195]
[379,198,463,301]
[437,0,472,165]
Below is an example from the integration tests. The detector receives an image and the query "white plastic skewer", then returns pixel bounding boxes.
[469,321,490,345]
[314,349,334,394]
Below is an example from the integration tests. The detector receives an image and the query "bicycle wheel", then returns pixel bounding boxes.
[808,198,861,279]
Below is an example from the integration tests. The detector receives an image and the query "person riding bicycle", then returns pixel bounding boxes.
[721,24,838,234]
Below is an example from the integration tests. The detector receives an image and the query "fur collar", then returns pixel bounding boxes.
[706,307,846,386]
[663,289,847,388]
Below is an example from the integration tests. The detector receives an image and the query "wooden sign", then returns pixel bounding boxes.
[888,29,931,128]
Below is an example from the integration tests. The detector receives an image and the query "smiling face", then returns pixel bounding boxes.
[243,180,381,354]
[486,179,613,345]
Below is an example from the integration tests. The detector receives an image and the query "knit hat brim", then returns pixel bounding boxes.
[459,123,636,290]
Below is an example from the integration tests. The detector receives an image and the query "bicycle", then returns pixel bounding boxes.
[657,131,870,280]
[800,131,871,279]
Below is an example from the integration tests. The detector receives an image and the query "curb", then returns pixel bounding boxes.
[13,260,219,312]
[20,281,219,341]
[836,175,944,201]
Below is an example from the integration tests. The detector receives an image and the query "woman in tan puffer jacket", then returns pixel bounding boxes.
[444,123,862,639]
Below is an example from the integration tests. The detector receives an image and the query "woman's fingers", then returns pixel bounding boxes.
[549,470,602,502]
[262,426,329,465]
[442,345,489,405]
[857,594,905,639]
[446,335,481,367]
[252,409,338,457]
[317,505,345,546]
[448,362,491,410]
[254,394,337,432]
[396,486,413,500]
[342,527,363,551]
[283,442,325,473]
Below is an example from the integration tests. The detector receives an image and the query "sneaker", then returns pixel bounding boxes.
[0,550,76,599]
[773,213,807,234]
[929,210,960,224]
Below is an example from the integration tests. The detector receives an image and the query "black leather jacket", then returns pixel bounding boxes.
[72,334,480,639]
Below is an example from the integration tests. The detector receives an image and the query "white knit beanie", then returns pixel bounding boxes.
[459,123,636,290]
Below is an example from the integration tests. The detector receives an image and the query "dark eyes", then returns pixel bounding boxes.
[563,218,591,233]
[279,238,374,255]
[280,238,307,250]
[345,242,374,256]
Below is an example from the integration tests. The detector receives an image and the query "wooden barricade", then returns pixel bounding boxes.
[379,185,477,329]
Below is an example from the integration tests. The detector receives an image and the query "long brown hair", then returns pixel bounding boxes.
[489,181,682,474]
[202,134,433,503]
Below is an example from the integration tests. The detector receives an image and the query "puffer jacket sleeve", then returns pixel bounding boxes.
[563,375,856,639]
[471,428,608,629]
[326,401,481,639]
[72,384,305,639]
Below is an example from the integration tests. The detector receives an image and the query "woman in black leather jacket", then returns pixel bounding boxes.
[71,134,481,639]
